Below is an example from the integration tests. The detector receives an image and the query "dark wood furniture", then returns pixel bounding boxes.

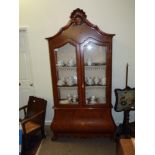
[19,96,47,149]
[117,138,135,155]
[46,8,116,139]
[114,84,135,140]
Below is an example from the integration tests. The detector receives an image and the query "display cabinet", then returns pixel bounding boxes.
[46,8,116,139]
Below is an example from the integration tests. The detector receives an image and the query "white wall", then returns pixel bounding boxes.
[19,0,135,125]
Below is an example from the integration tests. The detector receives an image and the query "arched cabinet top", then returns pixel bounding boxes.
[46,8,115,47]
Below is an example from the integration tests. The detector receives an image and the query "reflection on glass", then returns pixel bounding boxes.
[83,42,107,104]
[55,43,78,104]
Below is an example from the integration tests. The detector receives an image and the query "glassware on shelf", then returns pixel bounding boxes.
[97,97,106,103]
[57,75,77,87]
[66,77,75,86]
[72,72,77,85]
[84,43,107,109]
[66,94,78,103]
[85,98,89,104]
[86,96,106,104]
[86,58,92,66]
[90,95,97,104]
[57,79,65,86]
[85,76,106,86]
[59,99,69,104]
[99,77,106,85]
[85,96,97,104]
[72,94,77,103]
[67,58,76,67]
[85,77,94,85]
[56,60,65,67]
[94,76,100,85]
[55,43,78,104]
[67,94,72,102]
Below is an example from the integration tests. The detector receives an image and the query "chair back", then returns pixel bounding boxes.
[27,96,47,123]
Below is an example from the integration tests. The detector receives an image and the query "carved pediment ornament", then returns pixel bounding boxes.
[70,8,87,25]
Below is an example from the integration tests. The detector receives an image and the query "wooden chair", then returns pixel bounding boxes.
[19,96,47,149]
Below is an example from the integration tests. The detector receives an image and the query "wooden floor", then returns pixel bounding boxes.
[117,138,135,155]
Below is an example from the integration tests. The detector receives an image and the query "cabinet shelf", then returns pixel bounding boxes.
[86,101,106,105]
[85,64,106,67]
[57,65,105,70]
[85,65,105,68]
[59,99,78,104]
[85,97,106,105]
[58,85,77,88]
[57,66,76,69]
[85,85,106,88]
[58,85,106,89]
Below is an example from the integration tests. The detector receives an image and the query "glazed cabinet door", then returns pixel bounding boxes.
[53,43,81,106]
[81,40,110,106]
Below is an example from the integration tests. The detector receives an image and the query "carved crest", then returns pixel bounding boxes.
[70,8,87,25]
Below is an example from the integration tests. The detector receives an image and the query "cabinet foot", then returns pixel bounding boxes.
[51,133,57,141]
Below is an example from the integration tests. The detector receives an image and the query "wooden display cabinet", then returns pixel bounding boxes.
[46,8,116,139]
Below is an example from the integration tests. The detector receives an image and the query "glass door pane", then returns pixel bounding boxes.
[54,43,78,105]
[83,42,107,105]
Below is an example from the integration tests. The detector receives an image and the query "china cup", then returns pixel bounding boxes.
[72,94,77,102]
[68,59,75,67]
[87,58,92,66]
[57,80,65,86]
[86,77,94,85]
[100,77,106,85]
[57,60,64,66]
[66,77,74,86]
[90,96,97,103]
[94,77,99,85]
[67,94,72,102]
[90,95,96,101]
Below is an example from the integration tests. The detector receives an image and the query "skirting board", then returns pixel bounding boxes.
[45,121,51,126]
